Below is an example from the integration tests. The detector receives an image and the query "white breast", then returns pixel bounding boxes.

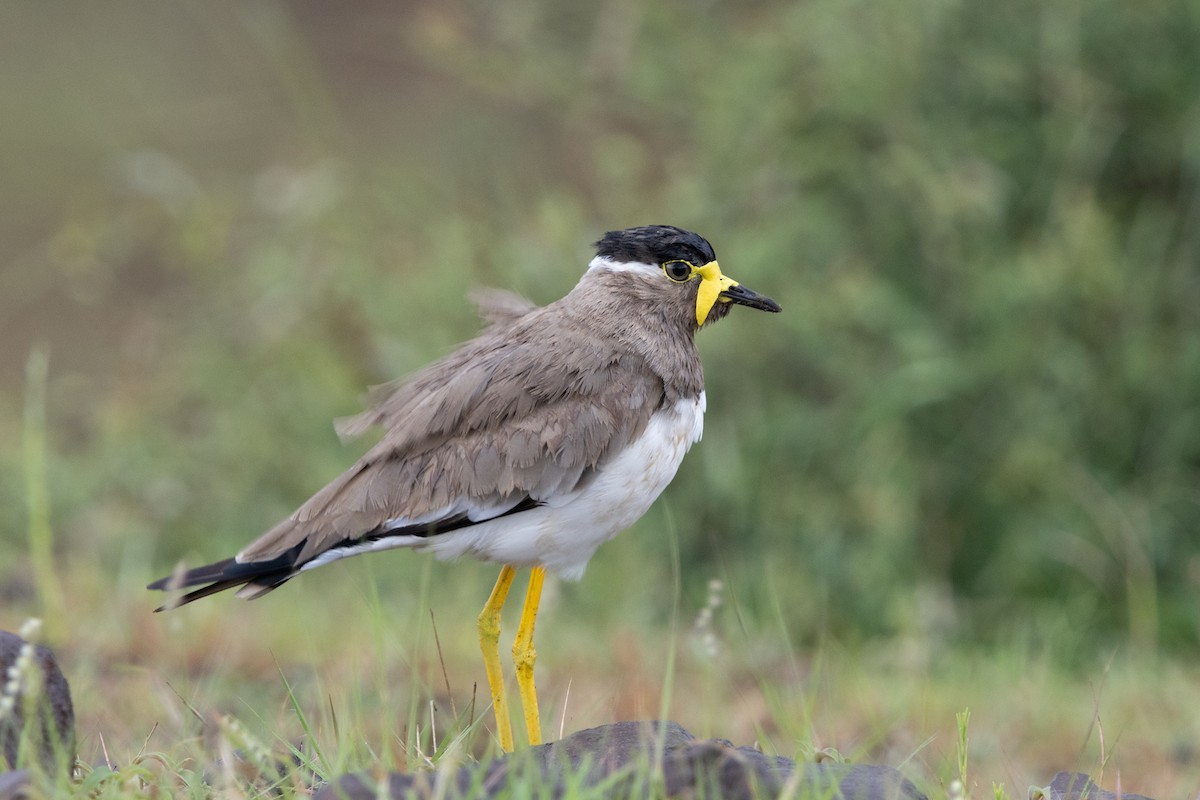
[419,392,706,579]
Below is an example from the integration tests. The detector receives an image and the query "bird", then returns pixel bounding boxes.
[149,225,781,751]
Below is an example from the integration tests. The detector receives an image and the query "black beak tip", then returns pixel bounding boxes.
[723,284,782,313]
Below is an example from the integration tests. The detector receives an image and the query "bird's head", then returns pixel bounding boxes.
[588,226,781,329]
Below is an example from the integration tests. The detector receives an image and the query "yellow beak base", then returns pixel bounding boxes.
[695,261,738,326]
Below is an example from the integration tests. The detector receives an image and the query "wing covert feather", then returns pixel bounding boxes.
[239,312,667,563]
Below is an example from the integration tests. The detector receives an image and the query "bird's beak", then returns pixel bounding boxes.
[696,261,782,326]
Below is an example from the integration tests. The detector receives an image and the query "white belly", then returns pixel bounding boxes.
[421,392,706,579]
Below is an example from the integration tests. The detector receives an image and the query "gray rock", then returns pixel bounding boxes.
[0,631,75,778]
[0,770,31,800]
[1031,771,1155,800]
[315,720,926,800]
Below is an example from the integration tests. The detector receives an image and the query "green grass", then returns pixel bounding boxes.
[5,552,1200,797]
[21,349,65,635]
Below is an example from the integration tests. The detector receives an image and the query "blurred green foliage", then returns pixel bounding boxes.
[0,0,1197,653]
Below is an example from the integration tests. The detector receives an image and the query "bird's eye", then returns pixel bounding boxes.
[662,261,694,282]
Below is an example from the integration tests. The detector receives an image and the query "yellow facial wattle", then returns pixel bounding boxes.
[695,261,738,326]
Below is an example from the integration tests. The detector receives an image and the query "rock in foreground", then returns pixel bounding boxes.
[314,720,926,800]
[0,629,75,778]
[1033,771,1155,800]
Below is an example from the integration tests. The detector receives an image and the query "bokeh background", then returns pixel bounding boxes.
[1,0,1199,792]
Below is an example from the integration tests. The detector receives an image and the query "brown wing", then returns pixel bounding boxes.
[237,306,667,564]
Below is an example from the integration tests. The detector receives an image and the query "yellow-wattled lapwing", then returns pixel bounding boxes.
[149,225,781,751]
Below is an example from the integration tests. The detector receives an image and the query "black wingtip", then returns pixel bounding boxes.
[149,545,306,610]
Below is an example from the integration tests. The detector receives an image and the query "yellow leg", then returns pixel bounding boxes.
[512,566,546,746]
[478,565,517,752]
